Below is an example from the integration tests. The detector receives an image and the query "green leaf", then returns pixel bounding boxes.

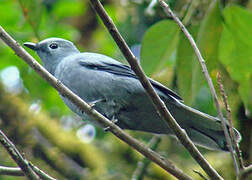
[176,26,199,104]
[140,20,180,76]
[54,0,85,19]
[220,5,252,115]
[191,0,223,105]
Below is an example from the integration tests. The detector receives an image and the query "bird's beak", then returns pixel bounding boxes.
[23,42,38,51]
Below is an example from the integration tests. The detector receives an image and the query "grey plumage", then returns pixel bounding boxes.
[24,37,241,151]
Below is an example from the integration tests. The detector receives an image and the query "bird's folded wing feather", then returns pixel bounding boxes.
[79,61,183,101]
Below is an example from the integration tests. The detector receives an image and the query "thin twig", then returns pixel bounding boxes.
[0,166,24,176]
[29,163,57,180]
[182,0,198,25]
[239,165,252,180]
[0,130,39,179]
[89,0,222,179]
[0,25,191,180]
[131,136,161,180]
[17,0,41,40]
[0,165,57,180]
[193,170,209,180]
[159,0,238,176]
[217,73,244,170]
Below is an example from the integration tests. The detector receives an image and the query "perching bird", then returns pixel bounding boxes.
[24,38,241,151]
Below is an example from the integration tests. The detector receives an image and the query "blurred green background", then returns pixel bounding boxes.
[0,0,251,179]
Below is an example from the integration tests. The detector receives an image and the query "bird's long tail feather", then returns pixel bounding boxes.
[165,101,241,151]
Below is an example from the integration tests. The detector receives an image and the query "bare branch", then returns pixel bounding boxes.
[0,166,24,176]
[0,165,56,180]
[0,130,39,179]
[29,163,57,180]
[239,165,252,180]
[193,170,209,180]
[159,0,239,177]
[89,0,222,179]
[0,25,191,180]
[217,73,244,170]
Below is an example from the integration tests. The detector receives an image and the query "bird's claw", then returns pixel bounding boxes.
[111,117,118,123]
[103,126,110,132]
[88,98,106,108]
[103,116,118,132]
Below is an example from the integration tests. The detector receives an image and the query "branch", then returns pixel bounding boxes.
[0,130,39,179]
[29,163,57,180]
[0,165,56,180]
[0,166,24,176]
[89,0,222,179]
[239,165,252,180]
[193,170,209,180]
[217,73,244,170]
[131,136,161,180]
[17,0,40,40]
[0,26,191,180]
[159,0,240,176]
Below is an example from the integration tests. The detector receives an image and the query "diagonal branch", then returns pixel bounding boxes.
[89,0,222,179]
[29,163,57,180]
[0,25,191,180]
[158,0,238,176]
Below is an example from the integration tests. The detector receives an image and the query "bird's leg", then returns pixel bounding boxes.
[88,98,106,108]
[103,116,118,132]
[111,116,118,124]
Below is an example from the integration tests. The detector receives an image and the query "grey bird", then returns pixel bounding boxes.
[24,37,241,151]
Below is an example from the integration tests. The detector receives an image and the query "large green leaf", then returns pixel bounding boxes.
[176,26,198,104]
[140,20,180,76]
[219,5,252,115]
[54,0,85,19]
[191,0,223,105]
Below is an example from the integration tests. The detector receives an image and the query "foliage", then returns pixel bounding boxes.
[0,0,251,179]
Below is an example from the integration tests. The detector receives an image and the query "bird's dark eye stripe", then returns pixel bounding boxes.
[49,43,58,49]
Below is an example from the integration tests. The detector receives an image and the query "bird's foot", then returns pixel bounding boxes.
[103,127,110,131]
[88,98,106,108]
[103,116,118,132]
[111,117,118,125]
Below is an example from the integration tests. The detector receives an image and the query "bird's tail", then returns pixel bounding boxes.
[166,101,241,151]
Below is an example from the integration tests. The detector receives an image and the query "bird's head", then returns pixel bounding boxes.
[24,38,80,74]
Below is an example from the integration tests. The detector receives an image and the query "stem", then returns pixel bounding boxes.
[90,0,222,179]
[239,165,252,180]
[159,0,239,177]
[0,165,56,180]
[217,73,244,170]
[0,166,24,176]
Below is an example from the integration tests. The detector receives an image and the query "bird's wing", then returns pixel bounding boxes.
[79,61,183,101]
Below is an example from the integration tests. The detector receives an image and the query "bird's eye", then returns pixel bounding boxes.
[49,43,58,49]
